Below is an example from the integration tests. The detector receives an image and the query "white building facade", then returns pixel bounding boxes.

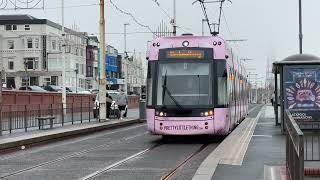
[121,52,146,95]
[0,15,87,89]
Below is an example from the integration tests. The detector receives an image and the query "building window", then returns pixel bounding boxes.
[44,77,51,86]
[81,64,84,75]
[7,40,14,49]
[65,45,71,53]
[8,61,14,70]
[51,76,58,85]
[87,66,93,77]
[5,24,17,31]
[24,58,38,70]
[24,25,30,31]
[52,40,56,50]
[27,38,33,48]
[30,77,39,86]
[35,38,39,48]
[22,78,29,87]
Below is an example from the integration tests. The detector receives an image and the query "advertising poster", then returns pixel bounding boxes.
[285,68,320,121]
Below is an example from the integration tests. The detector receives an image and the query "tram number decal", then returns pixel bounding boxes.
[162,125,203,131]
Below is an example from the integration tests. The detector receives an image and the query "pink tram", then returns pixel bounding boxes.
[146,34,249,136]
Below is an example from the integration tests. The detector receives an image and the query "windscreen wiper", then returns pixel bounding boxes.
[162,71,184,110]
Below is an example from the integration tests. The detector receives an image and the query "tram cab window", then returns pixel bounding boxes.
[217,61,228,106]
[146,62,155,106]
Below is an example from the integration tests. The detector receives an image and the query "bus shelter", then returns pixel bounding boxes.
[272,54,320,133]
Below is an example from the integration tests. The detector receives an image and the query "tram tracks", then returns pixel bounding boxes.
[79,143,163,180]
[160,144,210,180]
[0,131,152,180]
[78,143,211,180]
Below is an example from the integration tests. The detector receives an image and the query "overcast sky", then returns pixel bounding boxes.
[3,0,320,83]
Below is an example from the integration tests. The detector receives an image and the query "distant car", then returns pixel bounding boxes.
[19,86,47,92]
[43,85,63,92]
[93,91,122,119]
[67,87,91,94]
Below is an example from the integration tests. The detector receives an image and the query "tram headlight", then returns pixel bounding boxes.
[209,110,214,116]
[156,42,160,47]
[182,41,189,47]
[200,112,204,117]
[204,112,209,116]
[213,41,218,46]
[218,41,222,46]
[155,111,160,116]
[159,112,164,117]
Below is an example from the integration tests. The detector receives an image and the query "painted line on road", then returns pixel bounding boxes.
[253,135,273,138]
[124,132,148,140]
[0,127,151,179]
[192,105,265,180]
[79,144,161,180]
[0,124,147,161]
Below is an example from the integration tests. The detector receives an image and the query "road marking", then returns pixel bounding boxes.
[124,132,148,140]
[0,124,147,160]
[79,144,160,180]
[253,135,273,138]
[0,131,154,179]
[192,105,265,180]
[257,122,274,125]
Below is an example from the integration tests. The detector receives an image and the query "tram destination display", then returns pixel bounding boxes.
[166,50,205,59]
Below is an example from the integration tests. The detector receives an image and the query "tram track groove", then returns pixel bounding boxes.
[79,143,163,180]
[0,131,151,179]
[160,144,210,180]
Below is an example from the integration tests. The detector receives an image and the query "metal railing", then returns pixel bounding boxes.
[285,110,304,180]
[0,103,98,134]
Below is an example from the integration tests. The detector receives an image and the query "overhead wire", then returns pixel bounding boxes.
[221,8,241,53]
[109,0,157,37]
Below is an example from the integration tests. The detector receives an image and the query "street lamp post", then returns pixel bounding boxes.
[61,0,67,115]
[124,23,130,54]
[99,0,107,121]
[202,19,208,36]
[124,23,130,95]
[74,69,78,93]
[299,0,303,54]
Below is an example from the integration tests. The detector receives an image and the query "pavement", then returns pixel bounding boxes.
[0,108,142,153]
[193,105,289,180]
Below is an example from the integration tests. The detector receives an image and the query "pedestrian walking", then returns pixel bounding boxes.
[106,92,113,119]
[115,88,128,120]
[271,92,275,106]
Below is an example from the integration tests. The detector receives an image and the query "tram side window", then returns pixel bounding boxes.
[146,62,154,106]
[217,62,228,106]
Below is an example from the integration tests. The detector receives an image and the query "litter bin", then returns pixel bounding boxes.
[139,100,146,120]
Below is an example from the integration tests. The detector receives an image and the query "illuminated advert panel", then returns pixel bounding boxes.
[284,66,320,121]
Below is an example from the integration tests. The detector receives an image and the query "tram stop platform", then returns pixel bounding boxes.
[193,105,290,180]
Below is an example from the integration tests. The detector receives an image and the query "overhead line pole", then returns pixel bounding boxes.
[298,0,303,54]
[61,0,67,116]
[173,0,177,36]
[99,0,107,121]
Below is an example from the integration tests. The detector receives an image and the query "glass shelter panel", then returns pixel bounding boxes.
[284,66,320,121]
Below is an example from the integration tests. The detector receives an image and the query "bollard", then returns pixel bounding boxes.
[139,100,146,121]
